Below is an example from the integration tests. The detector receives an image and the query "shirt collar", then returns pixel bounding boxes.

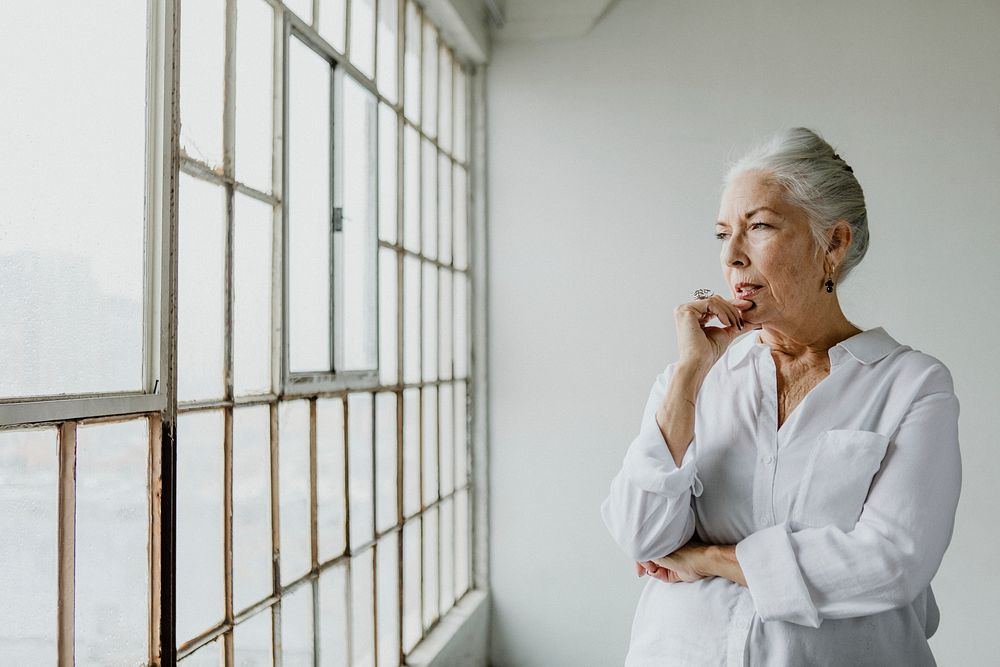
[725,326,901,370]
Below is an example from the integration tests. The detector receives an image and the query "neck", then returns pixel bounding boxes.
[757,299,862,361]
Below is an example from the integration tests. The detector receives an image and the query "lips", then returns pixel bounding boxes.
[734,283,763,298]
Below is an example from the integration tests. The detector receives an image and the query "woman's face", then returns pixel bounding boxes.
[715,170,826,326]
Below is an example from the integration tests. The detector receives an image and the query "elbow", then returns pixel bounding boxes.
[600,495,694,562]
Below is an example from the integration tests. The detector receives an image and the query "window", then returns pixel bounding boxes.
[0,0,477,664]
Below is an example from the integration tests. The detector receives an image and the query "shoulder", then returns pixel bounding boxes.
[880,339,956,395]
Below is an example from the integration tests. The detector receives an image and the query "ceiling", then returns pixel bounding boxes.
[488,0,621,42]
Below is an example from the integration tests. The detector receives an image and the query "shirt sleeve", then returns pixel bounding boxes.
[735,362,962,628]
[600,363,704,562]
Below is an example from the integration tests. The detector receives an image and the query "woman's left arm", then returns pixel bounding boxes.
[655,362,961,629]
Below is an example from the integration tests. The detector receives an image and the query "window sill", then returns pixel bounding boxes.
[406,589,490,667]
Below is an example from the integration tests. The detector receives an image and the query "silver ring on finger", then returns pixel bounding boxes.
[692,288,714,300]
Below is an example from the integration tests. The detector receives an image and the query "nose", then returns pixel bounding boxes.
[722,233,748,268]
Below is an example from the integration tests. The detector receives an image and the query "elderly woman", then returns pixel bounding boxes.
[600,127,961,666]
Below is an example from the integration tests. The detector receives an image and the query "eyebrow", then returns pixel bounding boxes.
[715,206,780,226]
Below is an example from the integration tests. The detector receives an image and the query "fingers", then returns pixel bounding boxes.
[635,561,645,578]
[690,295,744,330]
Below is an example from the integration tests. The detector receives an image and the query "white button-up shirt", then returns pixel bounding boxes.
[600,327,961,666]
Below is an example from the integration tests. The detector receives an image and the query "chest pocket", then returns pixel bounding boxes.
[789,429,891,532]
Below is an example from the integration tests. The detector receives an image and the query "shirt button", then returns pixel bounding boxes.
[736,618,749,630]
[760,516,771,526]
[761,455,774,465]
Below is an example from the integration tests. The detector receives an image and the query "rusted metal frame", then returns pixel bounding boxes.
[57,421,77,666]
[150,412,164,664]
[285,11,387,110]
[0,394,167,429]
[468,65,486,595]
[269,399,283,664]
[309,398,320,661]
[394,0,406,659]
[370,386,380,666]
[222,3,237,660]
[343,396,355,662]
[379,239,469,272]
[179,155,279,206]
[161,0,182,659]
[331,64,344,375]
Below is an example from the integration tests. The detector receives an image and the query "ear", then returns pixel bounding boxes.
[824,220,853,273]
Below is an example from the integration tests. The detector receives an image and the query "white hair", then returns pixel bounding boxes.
[724,127,869,283]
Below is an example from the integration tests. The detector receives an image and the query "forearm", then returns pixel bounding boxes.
[703,544,747,587]
[655,363,709,467]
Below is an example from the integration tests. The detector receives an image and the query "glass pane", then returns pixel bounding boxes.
[317,397,347,562]
[233,406,273,612]
[438,382,453,497]
[0,428,57,663]
[279,400,311,585]
[178,174,226,402]
[376,0,399,102]
[439,496,454,614]
[180,636,223,665]
[402,255,421,384]
[288,37,332,373]
[0,4,145,399]
[454,272,468,379]
[454,380,467,489]
[401,517,421,652]
[421,386,438,506]
[378,249,399,386]
[403,0,421,124]
[319,0,347,53]
[438,154,452,265]
[402,388,420,517]
[377,104,398,243]
[452,165,468,270]
[375,391,398,532]
[234,193,273,396]
[318,563,349,667]
[351,548,375,667]
[76,420,148,663]
[421,22,438,138]
[438,47,453,153]
[177,410,225,644]
[349,0,375,78]
[438,268,452,381]
[454,67,467,162]
[236,0,274,192]
[342,76,378,372]
[234,606,273,666]
[420,139,438,260]
[281,584,315,666]
[402,125,421,252]
[421,263,438,383]
[456,488,470,597]
[348,393,374,549]
[180,0,224,166]
[377,532,401,667]
[421,505,438,629]
[285,0,313,23]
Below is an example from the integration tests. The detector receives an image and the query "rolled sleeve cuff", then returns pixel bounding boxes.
[622,427,702,498]
[736,522,821,628]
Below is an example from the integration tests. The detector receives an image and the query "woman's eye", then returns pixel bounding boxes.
[714,232,729,240]
[750,221,770,230]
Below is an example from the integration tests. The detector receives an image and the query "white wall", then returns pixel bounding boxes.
[486,0,1000,664]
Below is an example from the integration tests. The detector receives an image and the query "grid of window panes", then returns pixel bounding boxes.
[176,1,473,666]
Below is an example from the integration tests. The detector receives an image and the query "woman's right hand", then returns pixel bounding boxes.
[673,295,757,372]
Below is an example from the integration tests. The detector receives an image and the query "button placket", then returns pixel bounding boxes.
[753,351,778,529]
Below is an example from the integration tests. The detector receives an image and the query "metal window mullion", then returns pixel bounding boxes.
[331,65,345,375]
[269,400,282,664]
[345,0,353,60]
[149,412,164,663]
[57,421,77,666]
[309,398,320,664]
